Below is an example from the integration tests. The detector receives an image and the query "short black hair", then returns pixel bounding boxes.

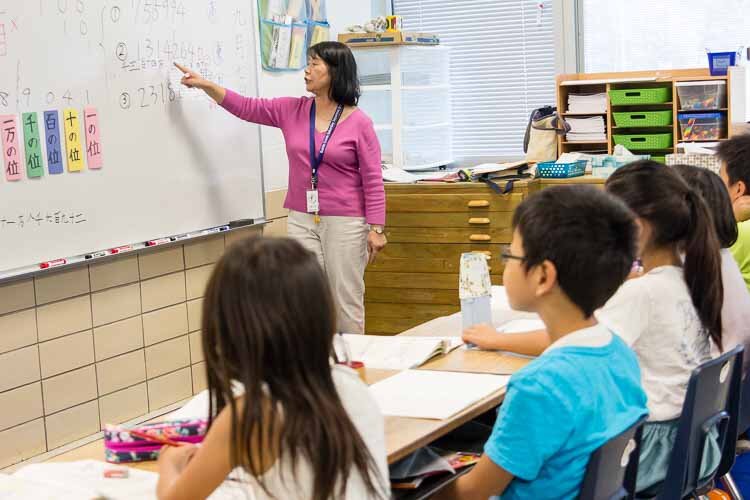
[512,185,637,318]
[716,133,750,194]
[671,164,738,248]
[307,41,360,107]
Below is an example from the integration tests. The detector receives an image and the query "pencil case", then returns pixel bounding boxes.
[103,419,208,463]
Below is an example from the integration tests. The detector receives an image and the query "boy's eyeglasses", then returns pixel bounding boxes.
[500,250,526,263]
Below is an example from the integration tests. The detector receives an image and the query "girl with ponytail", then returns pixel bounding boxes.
[156,236,389,500]
[602,160,723,494]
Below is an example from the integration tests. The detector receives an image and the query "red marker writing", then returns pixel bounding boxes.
[110,245,132,254]
[40,258,67,269]
[146,238,170,247]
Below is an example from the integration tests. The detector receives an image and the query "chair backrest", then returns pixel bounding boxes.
[577,415,648,500]
[659,345,744,499]
[738,367,750,436]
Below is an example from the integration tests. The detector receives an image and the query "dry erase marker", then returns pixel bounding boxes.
[85,251,108,260]
[171,234,190,242]
[200,225,229,236]
[146,237,171,247]
[110,245,132,254]
[40,258,67,269]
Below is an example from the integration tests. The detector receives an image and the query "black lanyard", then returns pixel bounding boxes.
[309,100,344,189]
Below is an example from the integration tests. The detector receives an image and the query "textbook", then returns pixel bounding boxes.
[340,334,464,370]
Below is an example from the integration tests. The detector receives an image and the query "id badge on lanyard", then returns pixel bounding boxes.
[308,100,343,223]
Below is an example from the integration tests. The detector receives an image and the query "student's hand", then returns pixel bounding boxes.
[157,443,199,474]
[462,323,501,349]
[174,62,211,91]
[734,195,750,222]
[367,230,387,264]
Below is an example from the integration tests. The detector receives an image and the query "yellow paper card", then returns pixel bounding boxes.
[62,108,85,172]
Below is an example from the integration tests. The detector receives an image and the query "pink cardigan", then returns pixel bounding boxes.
[220,89,385,225]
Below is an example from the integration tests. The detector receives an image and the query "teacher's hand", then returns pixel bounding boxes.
[367,230,387,264]
[173,62,226,103]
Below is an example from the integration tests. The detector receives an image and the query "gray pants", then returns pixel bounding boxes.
[287,210,369,334]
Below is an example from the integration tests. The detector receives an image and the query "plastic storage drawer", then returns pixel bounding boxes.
[613,110,672,127]
[676,81,727,110]
[677,112,726,141]
[609,87,671,105]
[612,133,673,150]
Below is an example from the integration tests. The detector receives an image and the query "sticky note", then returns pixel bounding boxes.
[44,110,64,174]
[1,114,22,181]
[62,108,84,172]
[22,112,44,178]
[83,106,102,169]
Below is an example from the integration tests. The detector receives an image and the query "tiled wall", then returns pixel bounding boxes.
[0,191,288,469]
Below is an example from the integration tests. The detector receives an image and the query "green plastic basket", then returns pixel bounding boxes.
[612,133,673,150]
[613,110,673,127]
[651,156,666,164]
[609,87,671,105]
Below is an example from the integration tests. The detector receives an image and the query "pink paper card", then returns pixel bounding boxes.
[84,106,102,169]
[1,114,22,181]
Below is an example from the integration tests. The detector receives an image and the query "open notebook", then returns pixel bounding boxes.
[4,460,252,499]
[340,335,464,370]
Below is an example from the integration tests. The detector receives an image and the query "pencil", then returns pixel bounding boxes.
[128,428,183,447]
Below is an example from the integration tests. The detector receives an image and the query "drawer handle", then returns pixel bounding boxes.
[469,234,491,242]
[467,200,490,208]
[479,251,492,258]
[468,217,490,225]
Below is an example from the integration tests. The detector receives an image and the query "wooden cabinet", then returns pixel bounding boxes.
[364,182,528,335]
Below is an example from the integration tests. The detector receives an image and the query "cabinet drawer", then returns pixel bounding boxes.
[368,255,503,275]
[365,287,461,305]
[386,193,524,213]
[365,272,502,289]
[385,227,512,244]
[386,212,512,228]
[365,303,460,335]
[378,243,507,260]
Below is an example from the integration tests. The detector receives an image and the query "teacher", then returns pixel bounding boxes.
[175,41,386,335]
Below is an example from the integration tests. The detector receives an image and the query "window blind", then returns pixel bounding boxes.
[582,0,749,72]
[393,0,556,161]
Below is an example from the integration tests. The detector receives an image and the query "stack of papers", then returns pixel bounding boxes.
[369,370,510,419]
[567,92,607,114]
[565,116,606,142]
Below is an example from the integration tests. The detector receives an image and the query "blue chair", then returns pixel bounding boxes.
[653,346,744,499]
[577,415,648,500]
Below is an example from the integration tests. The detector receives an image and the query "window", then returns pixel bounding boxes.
[393,0,556,161]
[582,0,749,72]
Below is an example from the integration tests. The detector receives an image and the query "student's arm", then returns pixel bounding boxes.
[432,455,514,500]
[157,397,278,500]
[174,62,291,128]
[462,324,551,356]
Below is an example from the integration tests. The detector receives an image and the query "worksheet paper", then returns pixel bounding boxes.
[369,370,510,420]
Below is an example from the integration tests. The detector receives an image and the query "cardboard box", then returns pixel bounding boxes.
[337,31,439,47]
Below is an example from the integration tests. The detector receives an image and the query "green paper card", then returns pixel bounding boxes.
[22,112,44,178]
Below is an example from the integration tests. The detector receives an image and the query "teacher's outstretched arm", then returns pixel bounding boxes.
[174,62,226,104]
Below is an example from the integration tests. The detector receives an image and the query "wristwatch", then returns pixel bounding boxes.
[370,225,385,234]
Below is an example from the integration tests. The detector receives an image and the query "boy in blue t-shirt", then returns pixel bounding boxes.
[435,185,648,500]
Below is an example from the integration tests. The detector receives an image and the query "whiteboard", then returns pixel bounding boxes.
[0,0,264,278]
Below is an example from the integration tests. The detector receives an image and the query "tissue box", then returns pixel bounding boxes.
[666,153,720,174]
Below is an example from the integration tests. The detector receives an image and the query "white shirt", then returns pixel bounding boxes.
[245,365,389,500]
[720,248,750,366]
[596,266,718,421]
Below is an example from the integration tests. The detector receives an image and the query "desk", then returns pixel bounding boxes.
[48,299,533,479]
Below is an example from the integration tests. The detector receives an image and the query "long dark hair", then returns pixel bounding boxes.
[606,160,723,350]
[307,41,360,106]
[671,164,739,248]
[201,236,383,500]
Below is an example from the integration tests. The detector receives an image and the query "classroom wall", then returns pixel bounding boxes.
[0,226,264,469]
[260,0,372,236]
[0,0,371,470]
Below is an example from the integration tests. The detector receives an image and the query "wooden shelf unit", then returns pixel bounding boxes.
[556,68,747,157]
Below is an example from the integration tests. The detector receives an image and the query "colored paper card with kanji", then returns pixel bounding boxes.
[1,114,22,181]
[22,112,44,178]
[44,110,64,175]
[84,107,102,169]
[62,108,84,172]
